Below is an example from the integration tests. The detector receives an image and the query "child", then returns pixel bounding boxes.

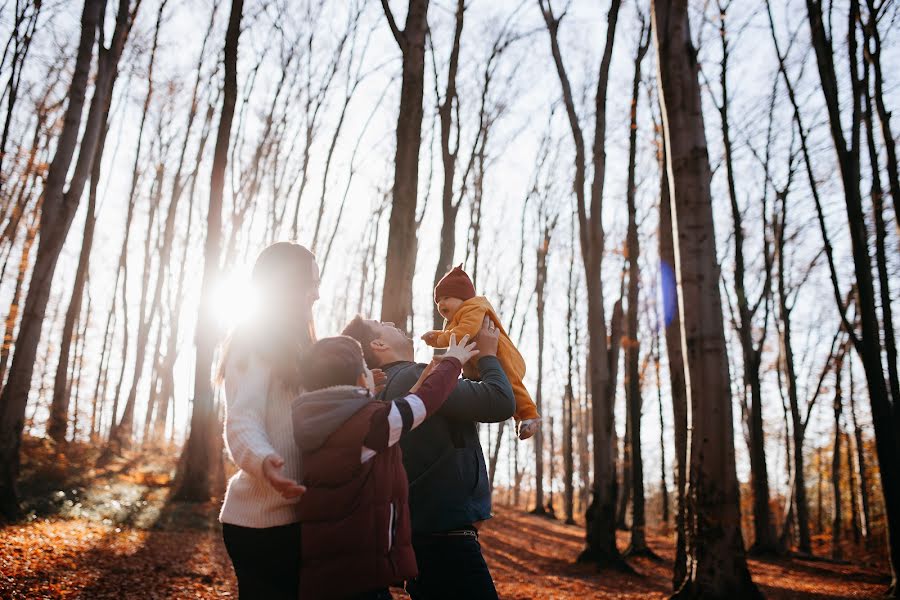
[422,265,541,440]
[292,333,478,600]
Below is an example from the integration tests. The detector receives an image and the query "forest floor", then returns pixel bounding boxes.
[0,438,891,599]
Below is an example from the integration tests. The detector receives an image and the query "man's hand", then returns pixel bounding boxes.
[262,453,306,499]
[421,330,440,346]
[475,316,499,358]
[371,368,387,394]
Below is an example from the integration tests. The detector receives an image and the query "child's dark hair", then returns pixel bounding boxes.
[298,336,367,392]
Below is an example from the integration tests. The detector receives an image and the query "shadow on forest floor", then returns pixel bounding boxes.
[0,440,892,599]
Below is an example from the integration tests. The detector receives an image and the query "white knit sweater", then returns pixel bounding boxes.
[219,354,303,528]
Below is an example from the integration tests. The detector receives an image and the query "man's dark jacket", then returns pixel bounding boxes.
[379,356,515,534]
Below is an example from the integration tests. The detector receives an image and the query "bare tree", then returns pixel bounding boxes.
[805,2,900,590]
[652,0,760,595]
[379,0,429,332]
[173,0,243,502]
[0,0,139,520]
[623,15,652,559]
[538,0,628,569]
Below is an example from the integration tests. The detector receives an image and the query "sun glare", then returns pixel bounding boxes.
[210,270,259,329]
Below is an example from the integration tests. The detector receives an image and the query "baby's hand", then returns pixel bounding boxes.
[421,330,440,346]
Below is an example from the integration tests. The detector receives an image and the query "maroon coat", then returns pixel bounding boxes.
[297,401,415,598]
[293,360,462,599]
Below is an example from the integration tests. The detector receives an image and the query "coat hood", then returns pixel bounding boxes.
[292,386,373,451]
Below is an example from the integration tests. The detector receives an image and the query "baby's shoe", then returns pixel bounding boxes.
[517,418,541,441]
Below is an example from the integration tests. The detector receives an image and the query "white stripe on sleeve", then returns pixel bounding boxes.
[387,403,403,448]
[406,394,427,429]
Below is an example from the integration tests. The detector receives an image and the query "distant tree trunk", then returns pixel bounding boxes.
[0,0,41,197]
[653,1,760,596]
[831,347,845,560]
[0,202,40,388]
[173,0,243,502]
[563,216,577,525]
[715,0,777,555]
[47,92,112,445]
[806,2,900,591]
[617,405,632,530]
[379,0,429,333]
[848,367,871,543]
[861,0,900,244]
[0,0,137,521]
[431,0,464,330]
[539,0,626,569]
[624,19,651,558]
[846,430,861,545]
[658,126,689,589]
[531,218,556,516]
[774,188,813,555]
[817,446,825,534]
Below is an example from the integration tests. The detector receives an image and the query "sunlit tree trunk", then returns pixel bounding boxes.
[0,0,137,520]
[173,0,243,501]
[653,1,760,595]
[379,0,429,332]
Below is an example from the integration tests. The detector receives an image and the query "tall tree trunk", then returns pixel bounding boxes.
[431,0,464,330]
[774,189,813,555]
[173,0,243,502]
[717,0,777,553]
[0,0,137,520]
[846,430,861,545]
[531,223,552,516]
[624,20,651,557]
[379,0,429,332]
[539,0,626,569]
[47,90,112,444]
[806,2,900,591]
[653,1,760,596]
[658,126,689,589]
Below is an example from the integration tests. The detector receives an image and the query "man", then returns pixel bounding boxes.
[342,315,514,600]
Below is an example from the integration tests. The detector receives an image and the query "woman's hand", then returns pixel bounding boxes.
[262,453,306,499]
[442,333,479,366]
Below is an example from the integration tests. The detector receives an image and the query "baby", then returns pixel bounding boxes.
[422,265,541,440]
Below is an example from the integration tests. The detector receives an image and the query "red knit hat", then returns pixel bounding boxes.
[434,265,476,303]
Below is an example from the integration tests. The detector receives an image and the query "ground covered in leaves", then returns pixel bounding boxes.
[0,438,891,599]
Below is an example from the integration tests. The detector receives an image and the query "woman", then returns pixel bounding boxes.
[219,242,318,599]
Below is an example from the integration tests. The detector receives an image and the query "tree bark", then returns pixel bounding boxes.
[624,19,651,557]
[806,2,900,591]
[653,1,760,596]
[173,0,243,502]
[539,0,626,569]
[848,366,871,544]
[0,0,137,520]
[379,0,429,332]
[715,0,778,555]
[658,125,689,590]
[831,347,845,560]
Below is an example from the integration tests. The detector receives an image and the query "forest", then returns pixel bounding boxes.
[0,0,898,598]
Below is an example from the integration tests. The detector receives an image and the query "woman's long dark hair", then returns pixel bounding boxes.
[218,242,318,389]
